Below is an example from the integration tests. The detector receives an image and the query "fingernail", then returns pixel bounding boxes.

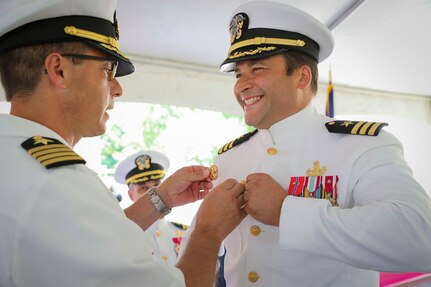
[203,169,210,176]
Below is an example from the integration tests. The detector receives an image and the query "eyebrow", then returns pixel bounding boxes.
[234,60,263,73]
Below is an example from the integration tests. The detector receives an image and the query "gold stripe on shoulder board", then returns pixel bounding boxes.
[218,129,258,155]
[21,136,86,169]
[325,121,388,136]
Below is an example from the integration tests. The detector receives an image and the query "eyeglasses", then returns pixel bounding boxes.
[61,54,119,80]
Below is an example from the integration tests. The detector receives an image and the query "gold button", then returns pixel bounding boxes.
[267,147,278,155]
[248,271,259,282]
[250,225,261,236]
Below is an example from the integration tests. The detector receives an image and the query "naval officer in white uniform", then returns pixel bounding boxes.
[115,150,189,266]
[0,1,247,286]
[179,1,431,286]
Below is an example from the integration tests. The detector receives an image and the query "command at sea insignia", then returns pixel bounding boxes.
[209,164,218,180]
[21,136,86,168]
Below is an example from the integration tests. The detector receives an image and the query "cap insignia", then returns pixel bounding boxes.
[229,13,248,43]
[135,155,151,170]
[21,136,86,169]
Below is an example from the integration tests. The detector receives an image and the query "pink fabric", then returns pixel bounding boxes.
[380,272,431,286]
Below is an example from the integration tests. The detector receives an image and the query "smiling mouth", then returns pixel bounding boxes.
[243,96,262,106]
[106,104,114,111]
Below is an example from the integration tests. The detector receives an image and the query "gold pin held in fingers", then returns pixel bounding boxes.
[240,180,246,186]
[209,164,218,180]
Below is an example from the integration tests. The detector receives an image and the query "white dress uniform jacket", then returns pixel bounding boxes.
[180,103,431,287]
[146,219,187,265]
[0,114,185,287]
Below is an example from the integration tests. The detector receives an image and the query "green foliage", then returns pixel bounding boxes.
[190,146,219,166]
[222,112,254,132]
[100,124,127,169]
[100,103,249,171]
[100,104,180,170]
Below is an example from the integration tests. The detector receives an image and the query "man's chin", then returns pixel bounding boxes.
[82,125,107,138]
[244,119,258,129]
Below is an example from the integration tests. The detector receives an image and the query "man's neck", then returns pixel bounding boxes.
[10,95,79,147]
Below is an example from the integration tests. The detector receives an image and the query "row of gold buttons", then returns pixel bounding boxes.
[246,147,275,283]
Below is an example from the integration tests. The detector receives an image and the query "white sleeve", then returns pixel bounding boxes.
[13,170,185,287]
[279,142,431,273]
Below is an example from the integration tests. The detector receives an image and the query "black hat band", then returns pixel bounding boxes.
[126,170,166,184]
[0,15,118,55]
[228,28,319,62]
[125,161,166,184]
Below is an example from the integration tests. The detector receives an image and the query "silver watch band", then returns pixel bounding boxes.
[147,187,171,215]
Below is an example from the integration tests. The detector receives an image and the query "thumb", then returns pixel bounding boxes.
[182,167,210,181]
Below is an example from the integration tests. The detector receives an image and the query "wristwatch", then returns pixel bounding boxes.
[147,187,171,215]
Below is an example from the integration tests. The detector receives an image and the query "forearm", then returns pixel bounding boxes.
[123,192,163,231]
[176,228,222,287]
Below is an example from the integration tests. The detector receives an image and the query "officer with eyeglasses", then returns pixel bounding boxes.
[60,54,119,81]
[0,1,246,287]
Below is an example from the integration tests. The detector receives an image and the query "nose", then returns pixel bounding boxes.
[111,78,123,98]
[234,73,253,96]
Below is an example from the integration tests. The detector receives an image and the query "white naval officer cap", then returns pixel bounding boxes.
[114,150,170,185]
[220,1,334,72]
[0,0,134,77]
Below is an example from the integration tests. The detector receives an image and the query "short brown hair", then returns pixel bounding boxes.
[282,51,318,94]
[0,41,89,101]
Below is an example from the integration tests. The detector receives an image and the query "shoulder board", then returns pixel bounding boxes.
[218,129,258,155]
[325,120,388,136]
[21,136,86,169]
[171,221,189,230]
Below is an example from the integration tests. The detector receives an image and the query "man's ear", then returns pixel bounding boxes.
[44,53,67,88]
[297,65,312,90]
[128,189,135,201]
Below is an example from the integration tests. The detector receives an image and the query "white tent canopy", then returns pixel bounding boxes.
[1,0,431,115]
[115,0,431,96]
[114,0,431,123]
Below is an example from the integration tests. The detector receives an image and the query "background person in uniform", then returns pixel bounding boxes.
[0,1,247,287]
[115,150,189,265]
[180,1,431,286]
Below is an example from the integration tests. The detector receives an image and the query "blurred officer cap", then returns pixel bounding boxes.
[114,150,170,185]
[220,0,334,72]
[0,0,134,77]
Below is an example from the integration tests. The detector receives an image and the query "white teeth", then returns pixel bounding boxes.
[244,96,261,105]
